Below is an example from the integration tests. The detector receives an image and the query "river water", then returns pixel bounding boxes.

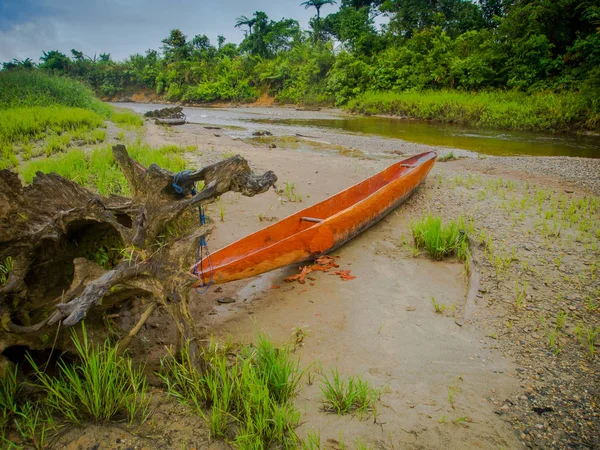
[115,103,600,158]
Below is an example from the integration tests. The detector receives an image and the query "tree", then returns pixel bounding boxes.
[301,0,338,20]
[381,0,485,38]
[71,49,86,61]
[321,3,383,54]
[162,29,190,61]
[235,15,257,35]
[239,12,301,58]
[1,58,35,71]
[39,50,70,73]
[217,35,226,50]
[302,0,338,42]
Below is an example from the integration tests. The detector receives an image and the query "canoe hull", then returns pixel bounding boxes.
[192,151,436,286]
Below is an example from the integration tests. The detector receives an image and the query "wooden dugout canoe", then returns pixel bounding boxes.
[191,151,437,286]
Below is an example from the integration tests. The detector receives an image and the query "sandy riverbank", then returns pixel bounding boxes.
[56,117,599,450]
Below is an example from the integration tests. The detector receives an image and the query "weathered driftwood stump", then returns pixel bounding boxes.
[0,145,276,367]
[144,106,187,125]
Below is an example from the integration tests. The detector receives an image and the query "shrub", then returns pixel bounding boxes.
[0,70,111,117]
[346,90,594,132]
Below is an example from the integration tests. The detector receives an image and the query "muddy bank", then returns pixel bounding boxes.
[53,112,599,449]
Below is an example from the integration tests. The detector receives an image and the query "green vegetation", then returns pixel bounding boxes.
[0,71,143,170]
[20,143,187,195]
[0,106,104,147]
[0,70,110,116]
[1,325,148,448]
[347,90,599,132]
[1,363,55,449]
[28,323,150,425]
[3,1,598,132]
[0,257,13,287]
[111,109,144,128]
[0,106,107,167]
[431,296,446,314]
[320,369,379,416]
[159,333,303,448]
[438,151,456,162]
[0,364,20,435]
[280,181,303,202]
[411,214,468,260]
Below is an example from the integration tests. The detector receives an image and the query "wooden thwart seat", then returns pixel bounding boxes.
[300,216,323,223]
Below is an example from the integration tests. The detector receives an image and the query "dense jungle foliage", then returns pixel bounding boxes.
[2,0,599,130]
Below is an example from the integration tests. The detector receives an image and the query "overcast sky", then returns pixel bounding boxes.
[0,0,340,63]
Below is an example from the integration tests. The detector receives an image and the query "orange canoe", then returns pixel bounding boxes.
[191,151,437,286]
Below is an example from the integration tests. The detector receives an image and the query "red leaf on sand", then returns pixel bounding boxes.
[331,270,356,281]
[285,255,355,284]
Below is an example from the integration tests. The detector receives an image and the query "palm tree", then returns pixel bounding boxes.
[235,15,257,35]
[300,0,337,21]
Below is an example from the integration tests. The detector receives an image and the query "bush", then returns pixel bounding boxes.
[347,89,594,132]
[0,70,111,117]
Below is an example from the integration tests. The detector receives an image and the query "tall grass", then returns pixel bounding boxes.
[160,333,303,448]
[111,109,144,128]
[411,214,468,260]
[0,106,104,145]
[28,323,150,425]
[0,364,20,434]
[1,364,55,449]
[0,70,111,117]
[20,143,187,195]
[347,90,598,132]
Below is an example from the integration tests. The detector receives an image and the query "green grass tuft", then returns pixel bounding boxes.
[411,214,468,260]
[320,369,380,416]
[438,151,456,162]
[159,333,303,448]
[28,323,150,425]
[1,364,55,449]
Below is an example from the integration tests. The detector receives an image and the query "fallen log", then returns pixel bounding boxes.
[155,118,186,125]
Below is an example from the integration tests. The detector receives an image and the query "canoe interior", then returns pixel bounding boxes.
[192,151,436,282]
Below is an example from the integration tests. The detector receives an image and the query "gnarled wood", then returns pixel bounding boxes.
[0,145,277,358]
